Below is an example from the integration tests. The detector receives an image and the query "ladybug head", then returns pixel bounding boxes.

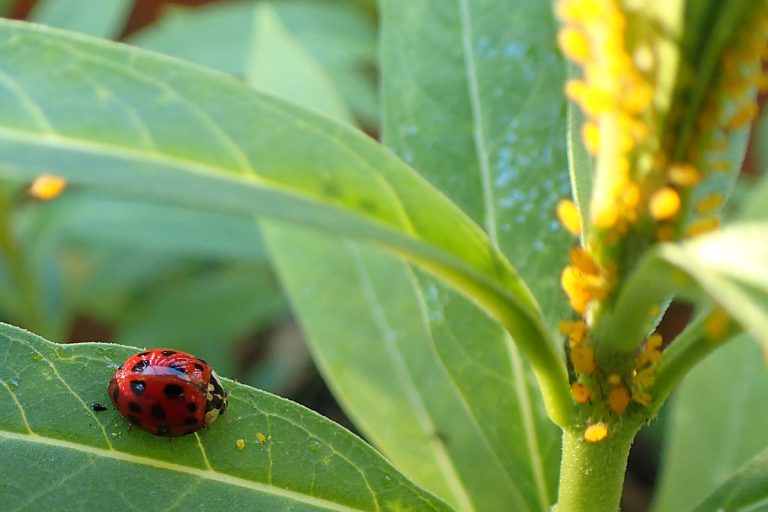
[204,370,228,425]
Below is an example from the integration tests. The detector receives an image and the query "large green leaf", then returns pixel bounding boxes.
[0,323,450,510]
[381,0,571,322]
[127,0,378,126]
[381,0,567,506]
[29,0,134,39]
[652,335,768,512]
[252,0,568,509]
[692,447,768,512]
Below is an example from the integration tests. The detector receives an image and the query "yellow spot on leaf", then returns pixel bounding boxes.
[257,432,267,444]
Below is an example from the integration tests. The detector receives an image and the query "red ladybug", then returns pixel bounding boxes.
[108,349,228,437]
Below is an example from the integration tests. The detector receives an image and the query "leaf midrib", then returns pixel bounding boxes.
[456,2,553,509]
[0,430,364,512]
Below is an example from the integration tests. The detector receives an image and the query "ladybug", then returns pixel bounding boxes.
[108,349,228,437]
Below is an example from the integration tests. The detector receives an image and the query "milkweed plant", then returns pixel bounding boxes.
[1,0,768,510]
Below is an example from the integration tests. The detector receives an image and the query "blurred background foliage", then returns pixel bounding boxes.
[0,2,766,510]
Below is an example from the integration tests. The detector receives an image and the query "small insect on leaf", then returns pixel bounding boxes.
[91,402,108,412]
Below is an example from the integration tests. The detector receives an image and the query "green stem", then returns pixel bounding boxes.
[649,308,740,415]
[556,423,642,512]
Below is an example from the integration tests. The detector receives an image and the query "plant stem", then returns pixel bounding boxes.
[556,422,641,512]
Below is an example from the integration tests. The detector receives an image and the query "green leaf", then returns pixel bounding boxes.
[258,0,568,508]
[0,21,569,423]
[607,222,768,354]
[19,192,269,261]
[127,0,378,126]
[381,0,571,324]
[245,3,354,124]
[652,335,768,512]
[692,447,768,512]
[0,323,451,510]
[29,0,134,39]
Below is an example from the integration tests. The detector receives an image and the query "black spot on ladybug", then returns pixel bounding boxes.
[164,384,184,400]
[187,402,198,413]
[161,350,176,357]
[127,414,142,426]
[156,425,169,436]
[131,359,148,373]
[169,363,186,375]
[128,402,142,413]
[91,402,107,412]
[193,363,204,373]
[151,404,166,420]
[130,380,145,397]
[137,351,150,357]
[184,417,198,426]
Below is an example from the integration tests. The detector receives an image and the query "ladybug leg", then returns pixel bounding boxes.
[127,424,133,432]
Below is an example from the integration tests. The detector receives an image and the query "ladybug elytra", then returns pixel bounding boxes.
[108,349,228,437]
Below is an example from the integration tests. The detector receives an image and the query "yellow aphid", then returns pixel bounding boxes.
[557,199,583,236]
[668,164,701,187]
[29,175,67,201]
[570,247,600,275]
[633,367,655,388]
[709,160,732,173]
[257,432,267,444]
[695,195,724,215]
[560,319,588,346]
[571,382,591,403]
[582,121,600,155]
[558,27,592,63]
[704,308,730,341]
[725,102,759,130]
[584,422,609,443]
[607,374,622,385]
[649,187,681,220]
[594,207,620,229]
[632,391,652,406]
[608,386,631,414]
[571,344,596,375]
[685,217,720,237]
[235,439,246,451]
